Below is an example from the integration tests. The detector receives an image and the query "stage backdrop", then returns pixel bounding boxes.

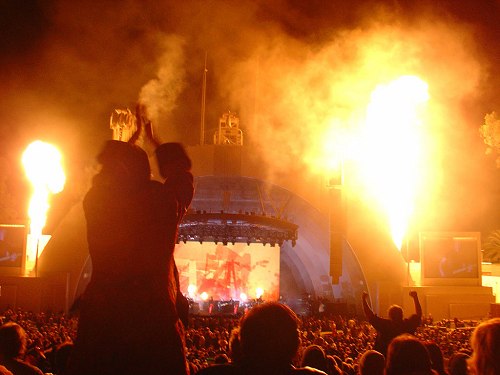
[174,242,280,301]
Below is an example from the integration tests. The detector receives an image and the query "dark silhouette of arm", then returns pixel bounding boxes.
[409,291,422,318]
[140,103,161,148]
[128,104,144,145]
[362,291,375,321]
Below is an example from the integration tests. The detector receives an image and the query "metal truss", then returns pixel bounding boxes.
[178,211,298,247]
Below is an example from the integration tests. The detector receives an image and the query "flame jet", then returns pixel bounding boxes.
[358,75,429,250]
[22,141,65,270]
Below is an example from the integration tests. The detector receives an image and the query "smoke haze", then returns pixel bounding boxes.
[0,0,498,231]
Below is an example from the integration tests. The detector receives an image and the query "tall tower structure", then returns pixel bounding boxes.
[213,112,243,146]
[210,112,243,177]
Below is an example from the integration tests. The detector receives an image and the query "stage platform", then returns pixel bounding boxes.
[402,285,495,320]
[0,275,68,313]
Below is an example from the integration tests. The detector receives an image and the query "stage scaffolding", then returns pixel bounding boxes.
[178,210,298,247]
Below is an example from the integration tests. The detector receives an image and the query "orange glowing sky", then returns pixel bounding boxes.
[0,0,498,237]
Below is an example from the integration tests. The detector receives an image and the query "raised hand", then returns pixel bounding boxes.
[128,104,144,144]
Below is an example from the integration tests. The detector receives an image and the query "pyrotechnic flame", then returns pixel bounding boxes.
[22,141,66,238]
[359,75,429,250]
[255,287,264,299]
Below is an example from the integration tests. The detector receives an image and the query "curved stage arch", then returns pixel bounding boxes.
[38,175,372,314]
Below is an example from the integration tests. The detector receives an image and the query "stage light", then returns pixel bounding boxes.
[256,287,264,299]
[240,292,248,302]
[187,284,197,297]
[200,292,209,301]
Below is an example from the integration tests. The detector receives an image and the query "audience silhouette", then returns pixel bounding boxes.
[425,342,447,375]
[357,350,384,375]
[300,345,329,373]
[66,140,188,375]
[0,305,490,375]
[362,291,422,356]
[447,352,470,375]
[0,322,44,375]
[468,317,500,375]
[384,334,435,375]
[196,302,326,374]
[140,105,195,328]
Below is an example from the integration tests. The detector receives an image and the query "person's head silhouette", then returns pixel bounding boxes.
[239,302,300,370]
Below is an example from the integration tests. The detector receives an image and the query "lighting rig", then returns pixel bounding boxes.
[178,210,298,247]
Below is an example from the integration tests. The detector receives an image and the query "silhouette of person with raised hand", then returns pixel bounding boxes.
[362,290,422,357]
[140,106,194,223]
[135,104,194,327]
[67,140,189,375]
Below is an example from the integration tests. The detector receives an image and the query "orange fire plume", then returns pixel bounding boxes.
[22,141,66,266]
[358,75,430,250]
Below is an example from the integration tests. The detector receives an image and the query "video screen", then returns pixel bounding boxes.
[421,234,479,279]
[0,225,26,268]
[174,242,280,301]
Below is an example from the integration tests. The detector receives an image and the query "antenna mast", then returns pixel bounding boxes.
[200,52,208,145]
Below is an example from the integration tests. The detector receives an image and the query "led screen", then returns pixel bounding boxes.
[174,242,280,301]
[422,237,479,278]
[420,232,481,286]
[0,225,26,268]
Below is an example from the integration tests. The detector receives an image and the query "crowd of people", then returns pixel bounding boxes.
[0,304,498,375]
